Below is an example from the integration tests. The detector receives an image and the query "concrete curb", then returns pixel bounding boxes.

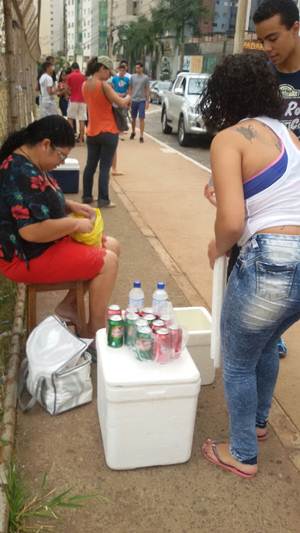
[0,283,26,533]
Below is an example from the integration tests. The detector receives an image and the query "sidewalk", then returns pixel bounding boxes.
[16,133,300,533]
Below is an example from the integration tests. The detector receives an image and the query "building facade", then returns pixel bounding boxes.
[39,0,64,57]
[66,0,108,62]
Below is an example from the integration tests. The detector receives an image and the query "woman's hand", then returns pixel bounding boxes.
[204,183,217,207]
[208,239,221,269]
[66,200,96,220]
[74,217,94,234]
[122,94,131,107]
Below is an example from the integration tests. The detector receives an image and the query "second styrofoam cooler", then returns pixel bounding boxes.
[96,328,201,470]
[174,307,214,385]
[51,158,80,193]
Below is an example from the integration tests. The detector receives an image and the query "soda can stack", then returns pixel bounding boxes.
[106,303,183,363]
[106,304,122,328]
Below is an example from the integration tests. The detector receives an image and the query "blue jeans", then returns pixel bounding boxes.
[83,133,118,202]
[221,233,300,464]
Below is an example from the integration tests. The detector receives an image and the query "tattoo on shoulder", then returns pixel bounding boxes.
[235,125,258,142]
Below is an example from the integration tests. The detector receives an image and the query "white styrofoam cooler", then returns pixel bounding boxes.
[173,307,214,385]
[96,328,201,470]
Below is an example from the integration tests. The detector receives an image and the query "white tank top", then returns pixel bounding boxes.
[239,116,300,246]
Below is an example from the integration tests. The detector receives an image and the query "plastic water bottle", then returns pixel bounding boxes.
[152,282,169,317]
[128,280,144,312]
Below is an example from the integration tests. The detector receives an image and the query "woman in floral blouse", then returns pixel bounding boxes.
[0,115,119,337]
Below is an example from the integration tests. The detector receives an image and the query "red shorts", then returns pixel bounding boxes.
[0,236,107,284]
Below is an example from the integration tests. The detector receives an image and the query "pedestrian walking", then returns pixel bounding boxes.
[66,62,87,144]
[129,62,150,143]
[82,56,130,208]
[39,61,59,118]
[200,53,300,478]
[110,63,130,175]
[57,70,70,117]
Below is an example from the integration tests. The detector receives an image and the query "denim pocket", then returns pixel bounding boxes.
[256,261,296,301]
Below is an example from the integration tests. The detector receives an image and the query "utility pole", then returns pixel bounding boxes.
[3,0,18,132]
[233,0,248,53]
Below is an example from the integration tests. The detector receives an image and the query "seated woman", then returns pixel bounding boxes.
[200,53,300,478]
[0,115,120,339]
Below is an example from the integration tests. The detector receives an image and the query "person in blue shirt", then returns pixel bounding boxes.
[111,64,130,96]
[110,64,130,175]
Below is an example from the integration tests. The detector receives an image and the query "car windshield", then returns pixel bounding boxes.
[188,78,208,95]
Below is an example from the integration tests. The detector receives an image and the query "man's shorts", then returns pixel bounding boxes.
[131,100,146,119]
[67,102,87,121]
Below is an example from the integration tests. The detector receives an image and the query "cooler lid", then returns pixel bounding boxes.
[96,328,200,388]
[55,158,80,171]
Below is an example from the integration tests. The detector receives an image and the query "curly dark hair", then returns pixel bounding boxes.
[200,53,284,132]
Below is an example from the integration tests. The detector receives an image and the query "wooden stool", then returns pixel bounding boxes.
[26,280,86,334]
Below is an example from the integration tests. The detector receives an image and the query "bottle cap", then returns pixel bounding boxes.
[157,281,165,289]
[133,280,141,288]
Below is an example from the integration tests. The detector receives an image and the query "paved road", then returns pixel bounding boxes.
[145,106,212,169]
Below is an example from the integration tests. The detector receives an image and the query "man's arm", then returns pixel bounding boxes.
[145,77,150,108]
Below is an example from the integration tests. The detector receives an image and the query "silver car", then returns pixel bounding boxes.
[161,73,210,146]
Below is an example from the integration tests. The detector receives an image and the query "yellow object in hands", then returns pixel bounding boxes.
[71,208,104,245]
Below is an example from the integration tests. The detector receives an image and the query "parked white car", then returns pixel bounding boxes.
[161,72,210,146]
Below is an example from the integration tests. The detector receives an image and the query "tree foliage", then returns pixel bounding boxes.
[114,0,206,70]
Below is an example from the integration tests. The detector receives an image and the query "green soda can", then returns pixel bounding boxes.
[135,326,153,361]
[107,315,124,348]
[125,312,139,347]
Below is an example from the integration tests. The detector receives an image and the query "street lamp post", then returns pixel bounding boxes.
[233,0,248,53]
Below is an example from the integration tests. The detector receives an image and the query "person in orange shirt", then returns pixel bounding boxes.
[82,56,130,208]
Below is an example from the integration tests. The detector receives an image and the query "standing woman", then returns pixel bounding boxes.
[57,69,70,117]
[82,56,130,208]
[200,53,300,478]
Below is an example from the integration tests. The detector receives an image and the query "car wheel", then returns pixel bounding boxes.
[178,116,191,146]
[162,108,172,134]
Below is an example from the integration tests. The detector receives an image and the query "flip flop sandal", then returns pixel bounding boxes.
[202,439,257,479]
[257,430,269,442]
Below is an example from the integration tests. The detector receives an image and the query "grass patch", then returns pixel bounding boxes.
[0,275,17,424]
[6,462,101,532]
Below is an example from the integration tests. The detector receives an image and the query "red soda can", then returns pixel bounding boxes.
[144,313,156,327]
[153,328,172,364]
[160,314,173,327]
[169,324,183,358]
[141,307,154,316]
[107,304,122,318]
[106,304,122,328]
[152,319,165,333]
